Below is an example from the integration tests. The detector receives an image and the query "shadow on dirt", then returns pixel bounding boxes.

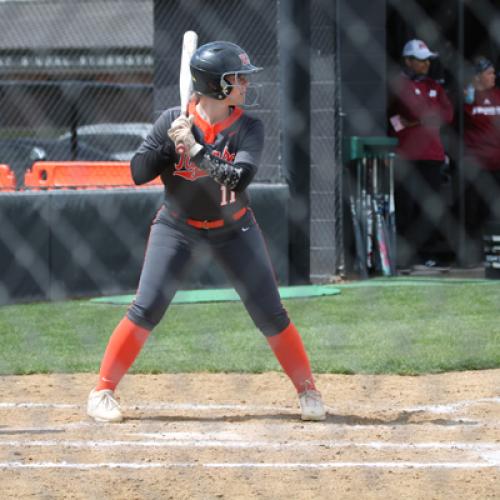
[127,409,477,426]
[328,411,477,426]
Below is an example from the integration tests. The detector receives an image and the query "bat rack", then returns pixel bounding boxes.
[344,136,399,279]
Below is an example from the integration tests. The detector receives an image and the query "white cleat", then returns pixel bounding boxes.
[87,389,123,423]
[299,389,326,421]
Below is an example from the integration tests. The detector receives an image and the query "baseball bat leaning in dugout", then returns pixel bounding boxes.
[350,194,369,279]
[349,167,368,279]
[177,30,198,155]
[387,153,397,275]
[372,157,392,276]
[373,195,392,276]
[363,157,373,270]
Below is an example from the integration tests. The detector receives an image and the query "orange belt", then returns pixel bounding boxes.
[185,207,247,230]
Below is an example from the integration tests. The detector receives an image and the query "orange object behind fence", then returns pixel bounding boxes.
[0,164,16,191]
[24,161,163,189]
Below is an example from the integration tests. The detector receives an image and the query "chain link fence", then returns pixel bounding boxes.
[0,0,343,303]
[0,0,499,304]
[0,2,498,496]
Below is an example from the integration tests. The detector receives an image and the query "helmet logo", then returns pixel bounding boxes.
[239,52,250,65]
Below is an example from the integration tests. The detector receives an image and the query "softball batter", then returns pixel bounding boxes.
[87,41,326,422]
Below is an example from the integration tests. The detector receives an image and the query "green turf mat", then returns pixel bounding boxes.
[90,277,499,306]
[90,284,342,305]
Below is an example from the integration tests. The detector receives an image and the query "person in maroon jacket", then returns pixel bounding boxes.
[388,39,454,270]
[463,56,500,265]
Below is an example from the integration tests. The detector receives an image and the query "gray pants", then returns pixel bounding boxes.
[127,206,290,336]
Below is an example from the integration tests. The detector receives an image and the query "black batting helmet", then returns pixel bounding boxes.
[190,41,262,100]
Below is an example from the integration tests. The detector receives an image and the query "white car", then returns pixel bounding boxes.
[58,122,153,161]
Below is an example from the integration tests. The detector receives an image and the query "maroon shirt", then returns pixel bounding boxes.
[389,73,454,161]
[464,87,500,171]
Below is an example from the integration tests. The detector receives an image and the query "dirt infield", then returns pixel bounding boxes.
[0,370,499,499]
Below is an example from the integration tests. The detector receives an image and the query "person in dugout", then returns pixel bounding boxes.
[86,41,326,423]
[388,39,454,271]
[463,56,500,265]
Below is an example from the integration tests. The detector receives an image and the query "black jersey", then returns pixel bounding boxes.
[134,102,264,220]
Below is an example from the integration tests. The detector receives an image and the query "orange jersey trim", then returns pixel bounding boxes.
[189,101,243,144]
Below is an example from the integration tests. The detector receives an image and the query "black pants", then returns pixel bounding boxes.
[463,166,500,265]
[394,159,448,268]
[127,205,290,336]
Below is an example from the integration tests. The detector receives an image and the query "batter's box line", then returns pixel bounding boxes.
[0,438,499,454]
[0,460,498,470]
[0,397,498,413]
[0,402,290,411]
[404,397,500,414]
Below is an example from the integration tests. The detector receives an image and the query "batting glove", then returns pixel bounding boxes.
[167,115,204,158]
[168,114,192,135]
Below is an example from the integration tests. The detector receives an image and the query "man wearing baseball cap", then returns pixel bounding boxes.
[388,39,454,271]
[463,56,500,265]
[402,39,438,60]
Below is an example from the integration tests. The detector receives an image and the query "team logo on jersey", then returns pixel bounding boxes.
[172,147,236,181]
[173,152,209,181]
[472,105,500,115]
[211,146,236,163]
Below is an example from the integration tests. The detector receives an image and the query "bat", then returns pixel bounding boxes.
[350,194,368,279]
[387,153,397,275]
[372,157,392,276]
[348,170,368,279]
[359,158,367,268]
[177,30,198,154]
[363,157,373,270]
[373,195,392,276]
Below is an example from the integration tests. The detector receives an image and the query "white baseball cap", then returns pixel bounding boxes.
[402,39,438,60]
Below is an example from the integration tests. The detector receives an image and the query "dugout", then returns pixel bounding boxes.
[0,183,289,304]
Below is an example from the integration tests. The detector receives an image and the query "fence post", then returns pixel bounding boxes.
[279,0,311,284]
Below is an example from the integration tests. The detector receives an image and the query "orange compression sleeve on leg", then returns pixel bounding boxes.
[95,316,150,391]
[266,322,316,393]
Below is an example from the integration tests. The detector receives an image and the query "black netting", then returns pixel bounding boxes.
[0,0,499,303]
[0,3,499,495]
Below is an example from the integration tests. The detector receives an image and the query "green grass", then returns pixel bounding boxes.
[0,282,499,375]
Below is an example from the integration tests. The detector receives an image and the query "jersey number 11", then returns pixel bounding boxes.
[220,185,236,206]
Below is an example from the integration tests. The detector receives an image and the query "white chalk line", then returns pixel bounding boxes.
[405,397,500,414]
[0,438,498,454]
[0,396,498,413]
[0,403,78,409]
[1,421,492,437]
[0,460,497,470]
[0,402,287,411]
[0,396,497,435]
[0,397,497,473]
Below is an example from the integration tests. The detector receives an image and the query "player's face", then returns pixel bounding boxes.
[476,66,496,90]
[406,57,431,76]
[225,74,249,106]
